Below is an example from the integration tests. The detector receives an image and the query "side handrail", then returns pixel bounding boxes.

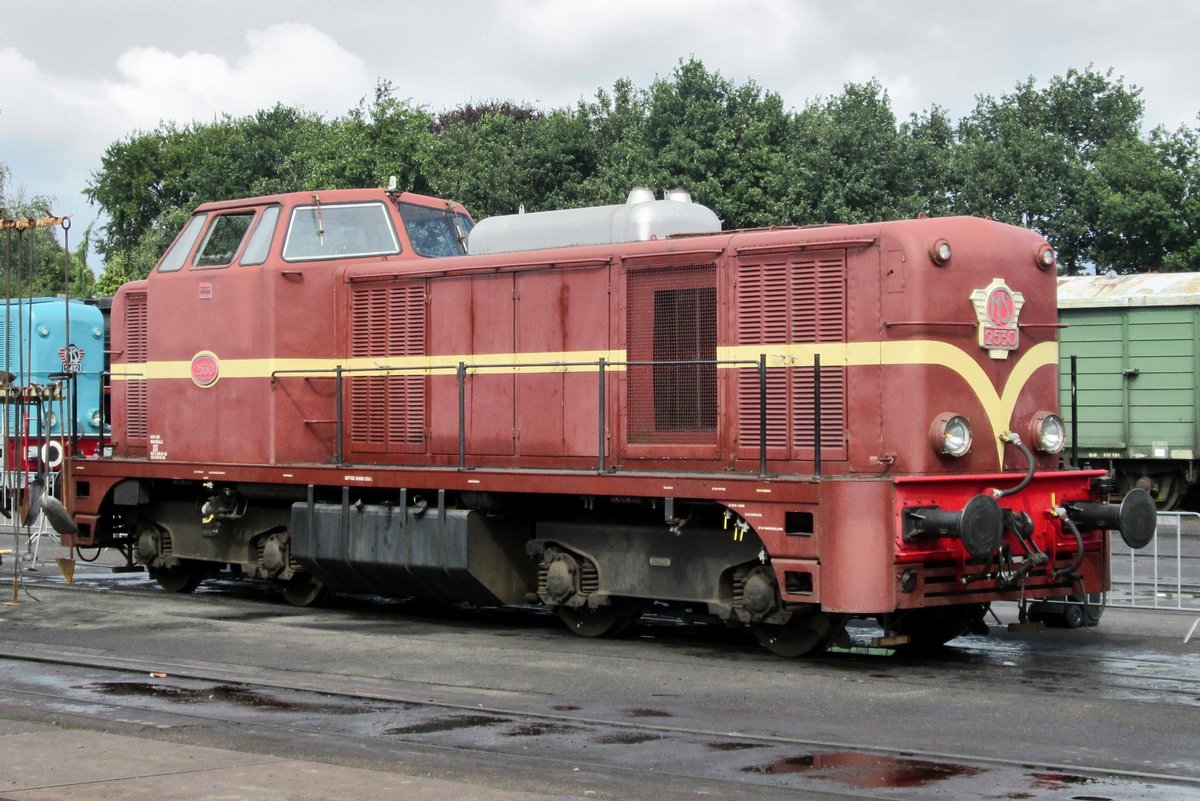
[270,353,828,476]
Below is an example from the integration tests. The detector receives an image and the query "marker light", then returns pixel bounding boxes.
[1035,244,1056,271]
[929,238,952,266]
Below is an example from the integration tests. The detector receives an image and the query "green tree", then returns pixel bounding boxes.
[789,81,930,225]
[81,63,1200,281]
[1087,125,1200,272]
[428,106,531,217]
[642,59,794,228]
[574,78,656,205]
[901,105,957,217]
[952,67,1145,272]
[284,83,434,193]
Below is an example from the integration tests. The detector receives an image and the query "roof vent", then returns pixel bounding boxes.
[626,187,656,205]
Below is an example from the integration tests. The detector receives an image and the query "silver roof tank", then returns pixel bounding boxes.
[467,188,722,255]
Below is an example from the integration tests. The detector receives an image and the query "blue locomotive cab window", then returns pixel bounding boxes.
[283,202,401,261]
[399,202,473,257]
[194,212,255,268]
[157,213,207,273]
[239,206,280,266]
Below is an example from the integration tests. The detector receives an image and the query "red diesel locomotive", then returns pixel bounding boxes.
[63,186,1155,655]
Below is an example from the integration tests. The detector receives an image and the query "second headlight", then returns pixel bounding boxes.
[1031,412,1066,454]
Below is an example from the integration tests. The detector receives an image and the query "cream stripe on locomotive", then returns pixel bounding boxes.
[113,340,1058,460]
[721,340,1058,462]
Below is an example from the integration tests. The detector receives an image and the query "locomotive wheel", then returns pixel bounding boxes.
[889,603,989,651]
[752,610,847,658]
[555,603,640,638]
[280,573,330,608]
[149,560,205,594]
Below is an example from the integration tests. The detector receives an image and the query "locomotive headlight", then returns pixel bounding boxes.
[1031,412,1066,454]
[930,413,972,458]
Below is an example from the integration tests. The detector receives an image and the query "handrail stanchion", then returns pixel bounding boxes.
[98,370,107,458]
[598,358,606,473]
[1070,354,1078,468]
[758,354,767,476]
[457,362,467,469]
[813,353,822,479]
[335,365,344,465]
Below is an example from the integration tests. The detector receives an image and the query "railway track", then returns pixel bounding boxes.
[3,570,1200,799]
[2,642,1198,801]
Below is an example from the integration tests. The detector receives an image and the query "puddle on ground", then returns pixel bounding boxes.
[623,708,672,718]
[90,681,352,714]
[592,731,663,745]
[706,741,766,751]
[505,722,581,737]
[1030,772,1099,791]
[742,751,984,788]
[385,714,510,735]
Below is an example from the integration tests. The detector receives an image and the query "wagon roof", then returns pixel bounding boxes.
[1057,273,1200,308]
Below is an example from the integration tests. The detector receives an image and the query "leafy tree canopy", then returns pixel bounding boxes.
[79,59,1200,285]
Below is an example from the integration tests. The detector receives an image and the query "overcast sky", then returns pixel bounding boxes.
[3,0,1199,263]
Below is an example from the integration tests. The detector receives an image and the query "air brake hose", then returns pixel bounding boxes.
[1053,514,1085,580]
[995,432,1035,499]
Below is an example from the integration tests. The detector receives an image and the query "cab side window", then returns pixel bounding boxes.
[156,214,207,273]
[239,206,280,266]
[194,213,255,268]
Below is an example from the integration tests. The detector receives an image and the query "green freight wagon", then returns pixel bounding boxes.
[1058,273,1200,509]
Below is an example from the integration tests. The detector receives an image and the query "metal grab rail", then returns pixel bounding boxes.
[270,354,830,477]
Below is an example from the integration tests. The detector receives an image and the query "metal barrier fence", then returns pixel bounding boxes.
[1107,511,1200,612]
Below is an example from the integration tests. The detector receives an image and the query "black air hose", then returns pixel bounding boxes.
[1053,515,1085,579]
[995,432,1035,499]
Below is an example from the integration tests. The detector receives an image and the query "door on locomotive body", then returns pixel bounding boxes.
[513,265,612,461]
[283,195,426,465]
[339,196,480,466]
[424,272,516,459]
[145,202,280,465]
[619,256,723,466]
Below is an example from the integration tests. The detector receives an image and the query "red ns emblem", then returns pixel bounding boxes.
[986,287,1015,326]
[970,279,1025,360]
[190,351,220,387]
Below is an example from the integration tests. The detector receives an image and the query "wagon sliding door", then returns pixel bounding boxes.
[346,280,427,456]
[735,252,848,466]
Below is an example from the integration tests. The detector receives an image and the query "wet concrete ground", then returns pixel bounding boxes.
[1,549,1199,799]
